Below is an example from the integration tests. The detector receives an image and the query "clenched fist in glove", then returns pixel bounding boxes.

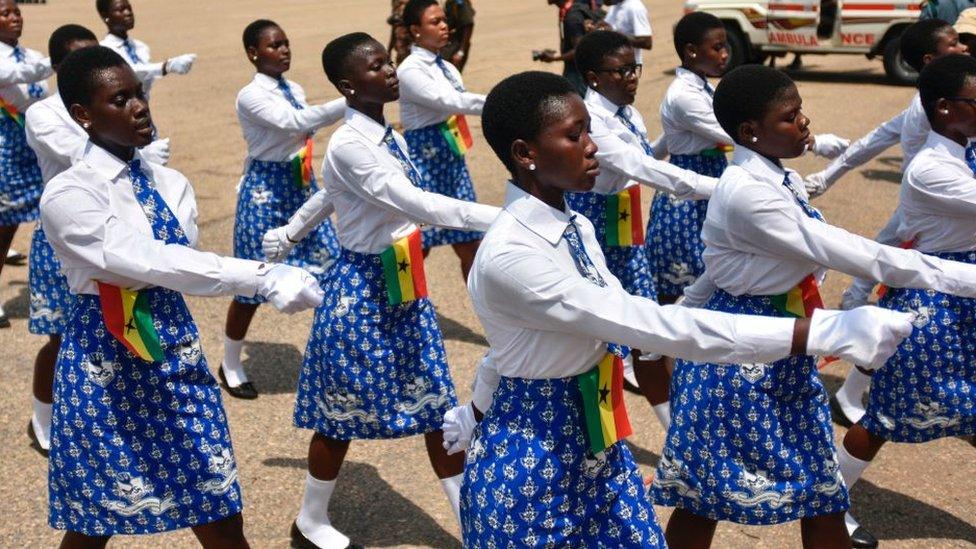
[165,54,196,75]
[806,307,915,370]
[256,264,324,314]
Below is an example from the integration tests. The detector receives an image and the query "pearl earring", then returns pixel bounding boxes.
[591,82,598,88]
[528,163,536,171]
[690,53,696,58]
[349,89,356,95]
[942,109,950,114]
[83,123,91,129]
[751,136,758,143]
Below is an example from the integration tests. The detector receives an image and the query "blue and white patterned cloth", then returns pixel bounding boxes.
[404,123,483,249]
[565,190,656,299]
[0,114,43,225]
[28,224,74,335]
[49,159,242,536]
[646,152,726,297]
[293,247,457,440]
[861,249,976,443]
[461,375,664,547]
[232,159,339,304]
[651,289,848,524]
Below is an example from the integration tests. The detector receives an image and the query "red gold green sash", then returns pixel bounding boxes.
[576,352,633,454]
[97,282,164,362]
[700,143,734,157]
[771,274,824,318]
[290,137,313,189]
[380,228,428,305]
[0,97,24,127]
[439,114,473,157]
[605,186,645,247]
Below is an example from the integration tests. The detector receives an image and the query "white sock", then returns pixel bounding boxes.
[837,367,872,424]
[296,473,350,548]
[652,402,671,431]
[440,473,463,528]
[31,397,52,450]
[838,443,872,535]
[221,336,248,387]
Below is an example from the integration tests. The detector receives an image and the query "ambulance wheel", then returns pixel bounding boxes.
[883,34,918,85]
[723,23,750,70]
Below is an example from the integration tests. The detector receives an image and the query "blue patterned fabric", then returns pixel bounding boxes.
[121,39,141,64]
[28,224,74,335]
[232,159,339,304]
[965,142,976,176]
[615,107,654,155]
[565,191,656,299]
[404,123,483,249]
[861,249,976,443]
[461,375,664,548]
[651,289,848,524]
[13,45,45,99]
[294,247,457,440]
[49,160,242,535]
[434,56,465,92]
[0,113,43,225]
[276,78,304,110]
[646,152,726,296]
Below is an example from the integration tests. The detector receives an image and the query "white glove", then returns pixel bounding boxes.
[256,264,324,314]
[140,137,170,165]
[806,307,915,370]
[803,170,830,199]
[810,133,850,159]
[262,226,297,263]
[441,403,477,455]
[165,54,196,75]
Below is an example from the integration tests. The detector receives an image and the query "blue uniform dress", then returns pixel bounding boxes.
[461,220,664,548]
[233,77,339,305]
[651,177,848,525]
[0,48,45,226]
[293,129,457,440]
[403,56,483,250]
[49,160,242,536]
[27,224,74,334]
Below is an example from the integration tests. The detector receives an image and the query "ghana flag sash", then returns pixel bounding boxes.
[576,352,633,454]
[700,143,733,158]
[380,228,429,305]
[96,282,164,362]
[771,273,824,318]
[0,97,24,127]
[439,114,474,157]
[605,186,645,247]
[290,137,313,189]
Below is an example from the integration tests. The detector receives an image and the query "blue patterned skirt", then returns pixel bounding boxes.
[233,158,339,304]
[0,114,43,225]
[651,289,848,525]
[565,190,656,300]
[294,247,457,440]
[404,123,483,249]
[646,153,726,297]
[49,288,242,536]
[461,375,664,548]
[28,224,75,335]
[861,250,976,442]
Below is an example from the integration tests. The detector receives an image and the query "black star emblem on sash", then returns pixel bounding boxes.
[599,384,610,404]
[619,211,629,222]
[125,318,136,334]
[398,260,409,272]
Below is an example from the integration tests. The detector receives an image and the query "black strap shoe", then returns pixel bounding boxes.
[851,526,879,549]
[290,521,363,549]
[0,310,10,329]
[4,249,26,265]
[218,364,258,400]
[27,419,49,458]
[829,394,854,428]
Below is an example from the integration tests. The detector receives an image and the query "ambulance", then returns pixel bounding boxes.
[686,0,923,83]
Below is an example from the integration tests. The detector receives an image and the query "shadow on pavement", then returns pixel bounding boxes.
[263,458,461,547]
[437,313,488,347]
[854,479,976,545]
[3,282,28,319]
[239,341,304,395]
[626,440,660,468]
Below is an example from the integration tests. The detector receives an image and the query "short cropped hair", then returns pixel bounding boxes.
[900,18,952,72]
[713,64,796,143]
[321,32,377,85]
[918,53,976,121]
[575,30,632,75]
[58,45,130,108]
[95,0,115,16]
[673,12,724,59]
[242,19,279,51]
[482,71,578,174]
[48,24,97,66]
[403,0,438,28]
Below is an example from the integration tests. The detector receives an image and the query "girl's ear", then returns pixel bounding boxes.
[511,138,536,171]
[738,120,757,145]
[336,78,355,98]
[935,97,952,117]
[245,45,259,63]
[68,103,93,133]
[682,42,697,63]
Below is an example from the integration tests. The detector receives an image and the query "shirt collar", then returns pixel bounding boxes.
[83,141,142,182]
[584,88,627,120]
[408,44,438,64]
[102,33,126,47]
[504,181,573,245]
[344,106,390,145]
[732,146,799,185]
[0,40,15,57]
[675,67,708,91]
[925,131,968,160]
[253,72,282,90]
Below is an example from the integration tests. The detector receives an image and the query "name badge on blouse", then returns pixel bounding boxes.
[439,114,474,157]
[605,186,645,247]
[576,352,633,454]
[380,228,429,306]
[290,137,314,189]
[97,282,164,363]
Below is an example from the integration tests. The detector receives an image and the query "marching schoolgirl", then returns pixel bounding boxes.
[42,45,323,547]
[649,64,976,549]
[0,0,53,329]
[449,69,911,548]
[274,33,499,548]
[838,54,976,549]
[219,19,345,400]
[397,0,487,280]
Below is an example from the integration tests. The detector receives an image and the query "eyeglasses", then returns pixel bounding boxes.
[595,63,642,79]
[948,97,976,106]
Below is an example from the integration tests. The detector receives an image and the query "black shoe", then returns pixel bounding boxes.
[829,394,854,429]
[218,364,258,400]
[0,310,9,329]
[850,526,879,549]
[290,521,363,549]
[27,419,49,458]
[4,249,25,265]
